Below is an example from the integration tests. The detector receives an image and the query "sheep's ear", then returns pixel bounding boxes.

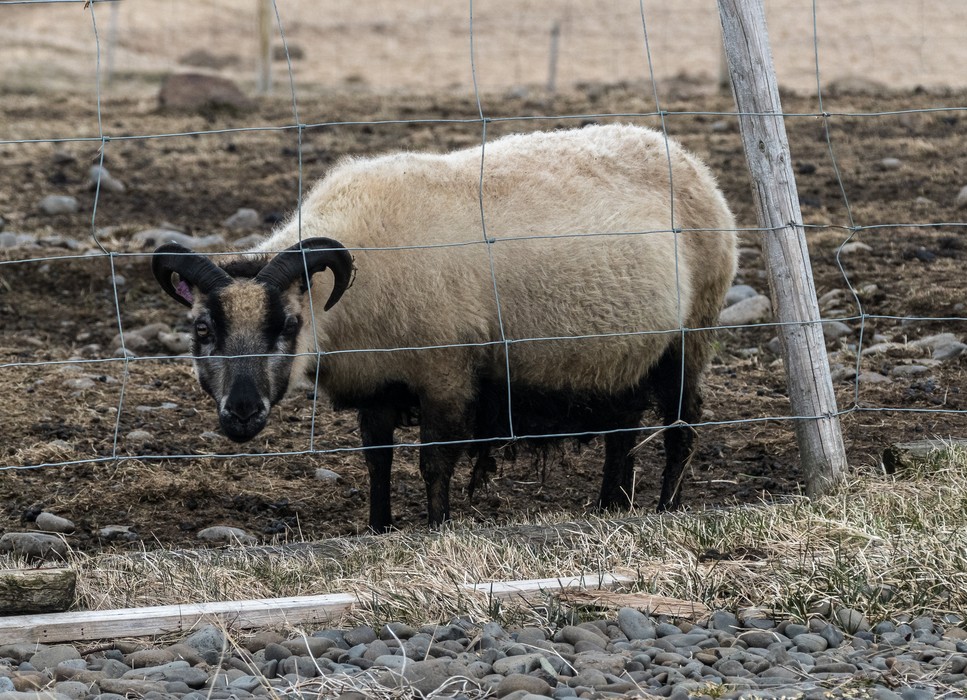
[152,243,231,308]
[256,237,354,311]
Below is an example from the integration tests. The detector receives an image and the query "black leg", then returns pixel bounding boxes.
[419,399,471,528]
[467,445,497,500]
[654,343,703,512]
[359,406,397,533]
[598,419,642,510]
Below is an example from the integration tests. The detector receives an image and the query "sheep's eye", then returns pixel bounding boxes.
[194,320,213,343]
[282,314,301,338]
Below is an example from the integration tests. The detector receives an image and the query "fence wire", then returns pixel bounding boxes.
[1,0,966,493]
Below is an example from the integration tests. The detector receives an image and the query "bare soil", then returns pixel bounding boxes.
[1,85,966,551]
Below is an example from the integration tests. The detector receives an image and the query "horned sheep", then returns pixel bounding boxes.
[152,123,737,532]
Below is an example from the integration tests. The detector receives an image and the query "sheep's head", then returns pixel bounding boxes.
[152,238,353,442]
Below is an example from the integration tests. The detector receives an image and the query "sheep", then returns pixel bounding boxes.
[152,123,737,533]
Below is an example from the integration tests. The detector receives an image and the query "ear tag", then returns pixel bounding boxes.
[175,278,194,305]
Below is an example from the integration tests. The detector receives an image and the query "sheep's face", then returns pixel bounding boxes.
[152,238,354,443]
[190,280,303,442]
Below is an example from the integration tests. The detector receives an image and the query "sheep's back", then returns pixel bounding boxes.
[283,124,735,397]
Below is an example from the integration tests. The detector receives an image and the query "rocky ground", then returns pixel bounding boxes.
[3,606,965,699]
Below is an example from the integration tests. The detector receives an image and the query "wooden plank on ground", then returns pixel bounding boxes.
[558,589,710,621]
[465,573,634,599]
[0,573,633,644]
[0,567,76,615]
[0,593,357,645]
[882,438,967,474]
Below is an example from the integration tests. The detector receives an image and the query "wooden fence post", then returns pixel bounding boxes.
[716,0,847,496]
[256,0,272,95]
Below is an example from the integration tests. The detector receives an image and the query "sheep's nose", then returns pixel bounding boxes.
[225,380,262,421]
[228,400,260,421]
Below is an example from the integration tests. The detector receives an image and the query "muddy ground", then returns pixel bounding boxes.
[1,85,966,551]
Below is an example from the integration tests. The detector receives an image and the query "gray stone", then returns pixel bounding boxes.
[899,689,935,700]
[823,320,853,341]
[125,649,175,668]
[616,607,657,640]
[873,690,904,700]
[223,208,260,230]
[89,165,126,194]
[182,625,227,664]
[159,73,252,113]
[371,654,407,671]
[571,650,625,676]
[709,610,741,634]
[956,184,967,210]
[381,657,454,695]
[125,430,153,442]
[65,377,96,391]
[891,364,930,377]
[560,626,606,648]
[496,673,553,698]
[819,624,845,648]
[314,468,342,483]
[834,607,870,633]
[911,332,960,352]
[655,622,683,637]
[492,653,543,675]
[0,532,69,561]
[158,331,191,355]
[343,626,377,646]
[740,631,784,648]
[132,228,225,251]
[97,525,139,543]
[813,662,858,674]
[794,633,828,653]
[165,643,204,665]
[227,675,263,693]
[196,526,256,545]
[39,195,79,215]
[278,655,318,678]
[719,294,771,326]
[879,157,902,170]
[28,645,80,671]
[34,512,75,534]
[263,643,291,661]
[98,679,167,696]
[281,636,334,657]
[381,622,418,640]
[839,242,873,257]
[934,342,967,361]
[0,692,74,700]
[725,284,759,306]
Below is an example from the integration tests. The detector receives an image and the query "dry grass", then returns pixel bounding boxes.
[5,443,954,633]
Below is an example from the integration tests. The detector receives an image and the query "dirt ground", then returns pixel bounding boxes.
[1,85,966,551]
[3,1,967,95]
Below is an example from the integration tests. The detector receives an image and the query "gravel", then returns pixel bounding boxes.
[3,609,965,699]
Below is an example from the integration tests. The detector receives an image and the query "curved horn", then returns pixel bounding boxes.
[152,243,232,307]
[256,237,354,311]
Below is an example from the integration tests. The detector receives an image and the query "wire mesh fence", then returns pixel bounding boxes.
[1,0,966,543]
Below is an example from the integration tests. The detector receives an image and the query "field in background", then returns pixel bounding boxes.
[2,0,966,96]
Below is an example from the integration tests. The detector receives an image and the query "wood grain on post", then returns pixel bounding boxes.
[257,0,272,95]
[716,0,846,495]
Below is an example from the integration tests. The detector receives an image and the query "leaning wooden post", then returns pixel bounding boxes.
[256,0,273,95]
[716,0,846,496]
